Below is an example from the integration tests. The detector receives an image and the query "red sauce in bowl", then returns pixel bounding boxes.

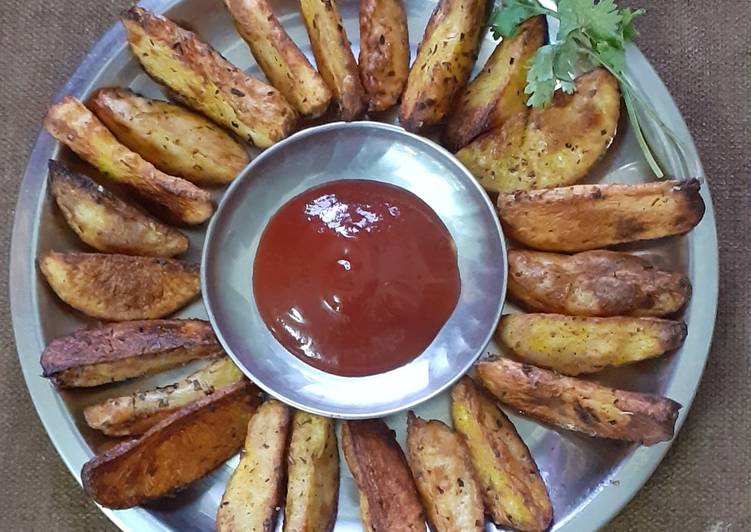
[253,180,460,376]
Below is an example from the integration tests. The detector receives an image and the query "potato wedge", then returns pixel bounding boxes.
[476,357,681,445]
[284,412,339,532]
[41,319,221,388]
[444,16,544,151]
[43,97,213,225]
[498,179,705,252]
[405,412,484,532]
[89,88,249,186]
[122,7,298,148]
[451,378,552,531]
[38,252,200,321]
[399,0,488,130]
[217,400,291,532]
[359,0,410,111]
[225,0,332,118]
[300,0,366,120]
[507,249,692,317]
[342,419,425,531]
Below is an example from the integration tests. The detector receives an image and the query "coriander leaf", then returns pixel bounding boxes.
[620,7,644,41]
[525,44,558,107]
[489,0,548,39]
[562,0,623,44]
[595,40,625,72]
[553,36,581,93]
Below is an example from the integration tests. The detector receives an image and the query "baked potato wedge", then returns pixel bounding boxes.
[225,0,332,118]
[89,88,249,186]
[444,16,544,151]
[498,313,687,376]
[498,179,706,252]
[122,7,298,148]
[476,357,681,445]
[299,0,365,120]
[405,412,484,532]
[399,0,488,130]
[342,419,425,531]
[217,400,291,532]
[359,0,410,111]
[38,252,200,321]
[41,319,221,388]
[43,97,213,225]
[84,357,244,436]
[284,412,339,532]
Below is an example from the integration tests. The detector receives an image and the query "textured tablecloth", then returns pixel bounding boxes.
[1,0,748,530]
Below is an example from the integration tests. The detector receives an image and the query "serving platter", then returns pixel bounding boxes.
[10,0,718,530]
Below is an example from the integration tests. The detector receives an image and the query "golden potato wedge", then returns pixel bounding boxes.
[451,378,552,531]
[405,412,484,532]
[358,0,410,111]
[82,380,262,509]
[476,357,681,445]
[38,252,200,321]
[84,357,244,436]
[399,0,488,130]
[498,179,706,252]
[122,7,298,148]
[217,400,291,532]
[284,412,339,532]
[444,16,544,151]
[342,419,425,531]
[225,0,332,118]
[41,319,221,388]
[43,97,213,225]
[89,88,249,186]
[507,249,692,317]
[300,0,366,120]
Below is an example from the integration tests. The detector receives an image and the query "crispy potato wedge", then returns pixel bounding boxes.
[451,378,552,531]
[82,380,262,508]
[476,357,681,445]
[217,400,291,532]
[359,0,410,111]
[507,249,692,317]
[342,419,425,531]
[444,16,544,151]
[43,97,213,225]
[300,0,365,120]
[84,357,244,435]
[284,412,339,532]
[399,0,488,130]
[89,88,249,186]
[225,0,332,118]
[122,7,298,148]
[498,179,706,252]
[41,319,221,388]
[38,252,200,321]
[405,412,484,532]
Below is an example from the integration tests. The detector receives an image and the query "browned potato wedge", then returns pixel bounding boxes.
[284,412,339,532]
[444,16,544,151]
[300,0,365,120]
[217,400,291,532]
[122,7,298,148]
[451,377,552,531]
[43,97,213,225]
[38,252,200,321]
[476,357,681,445]
[342,419,425,531]
[498,313,687,375]
[225,0,332,118]
[359,0,410,111]
[41,319,221,388]
[507,249,692,317]
[405,412,484,532]
[399,0,488,130]
[498,179,705,252]
[89,88,249,186]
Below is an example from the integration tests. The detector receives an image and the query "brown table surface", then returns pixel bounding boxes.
[1,0,748,530]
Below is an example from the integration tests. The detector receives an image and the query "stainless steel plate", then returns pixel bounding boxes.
[10,0,719,530]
